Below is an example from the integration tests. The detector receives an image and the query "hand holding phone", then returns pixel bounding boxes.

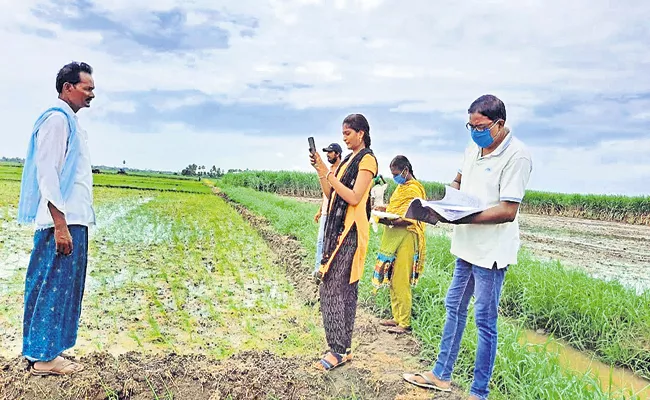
[308,137,316,154]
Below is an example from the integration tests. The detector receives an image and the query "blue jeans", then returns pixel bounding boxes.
[314,214,327,274]
[432,258,507,399]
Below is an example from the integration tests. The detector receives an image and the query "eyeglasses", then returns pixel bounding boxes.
[466,120,500,132]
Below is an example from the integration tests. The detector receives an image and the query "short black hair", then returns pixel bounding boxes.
[56,62,93,94]
[390,155,415,179]
[468,94,506,122]
[342,113,371,148]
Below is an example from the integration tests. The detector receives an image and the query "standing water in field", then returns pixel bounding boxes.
[520,329,650,398]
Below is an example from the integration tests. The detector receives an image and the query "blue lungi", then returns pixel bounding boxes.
[22,225,88,362]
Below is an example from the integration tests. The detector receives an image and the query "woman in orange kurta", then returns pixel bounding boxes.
[310,114,378,371]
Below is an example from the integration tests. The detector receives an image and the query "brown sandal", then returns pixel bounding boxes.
[31,357,84,376]
[387,326,412,334]
[379,319,398,327]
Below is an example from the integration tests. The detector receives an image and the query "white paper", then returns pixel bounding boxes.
[371,210,400,220]
[405,186,488,222]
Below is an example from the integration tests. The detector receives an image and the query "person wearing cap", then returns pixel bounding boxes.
[313,143,343,276]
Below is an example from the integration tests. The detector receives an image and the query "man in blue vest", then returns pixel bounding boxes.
[17,61,96,375]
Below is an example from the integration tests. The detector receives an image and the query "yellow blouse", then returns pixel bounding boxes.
[323,153,378,284]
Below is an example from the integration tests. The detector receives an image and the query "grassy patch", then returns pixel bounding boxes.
[0,183,323,361]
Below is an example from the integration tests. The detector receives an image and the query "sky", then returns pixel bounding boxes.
[1,0,649,195]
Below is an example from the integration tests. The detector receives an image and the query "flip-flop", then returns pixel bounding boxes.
[314,351,349,371]
[30,358,84,376]
[402,372,451,392]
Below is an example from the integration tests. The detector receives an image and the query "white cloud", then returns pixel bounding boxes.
[527,139,650,195]
[1,0,649,194]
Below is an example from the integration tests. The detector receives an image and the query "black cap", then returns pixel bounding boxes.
[322,143,343,154]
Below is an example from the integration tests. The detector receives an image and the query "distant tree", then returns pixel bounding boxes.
[181,163,198,176]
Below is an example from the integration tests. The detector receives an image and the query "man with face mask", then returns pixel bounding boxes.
[403,95,533,400]
[17,62,96,376]
[313,143,343,276]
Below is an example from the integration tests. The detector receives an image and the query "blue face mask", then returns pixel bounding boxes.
[471,127,494,148]
[393,169,407,185]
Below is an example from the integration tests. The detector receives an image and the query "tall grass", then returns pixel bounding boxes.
[521,191,650,225]
[219,170,447,200]
[218,183,649,399]
[218,170,650,225]
[220,170,323,197]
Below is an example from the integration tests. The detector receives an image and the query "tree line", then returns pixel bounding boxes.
[180,164,246,177]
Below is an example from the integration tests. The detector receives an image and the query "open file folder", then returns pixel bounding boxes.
[405,186,488,224]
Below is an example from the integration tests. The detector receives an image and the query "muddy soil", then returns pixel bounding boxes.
[218,189,465,400]
[517,214,650,294]
[0,350,325,400]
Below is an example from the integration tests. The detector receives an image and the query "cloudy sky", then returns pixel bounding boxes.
[1,0,649,195]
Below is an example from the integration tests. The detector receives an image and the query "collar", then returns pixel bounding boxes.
[477,132,513,159]
[55,98,78,120]
[492,132,513,157]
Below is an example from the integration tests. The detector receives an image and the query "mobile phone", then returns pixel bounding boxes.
[308,137,316,154]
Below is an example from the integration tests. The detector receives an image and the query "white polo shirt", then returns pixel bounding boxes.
[450,133,532,269]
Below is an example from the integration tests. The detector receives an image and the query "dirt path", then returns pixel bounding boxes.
[219,189,465,400]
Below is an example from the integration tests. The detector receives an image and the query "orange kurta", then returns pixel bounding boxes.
[321,153,378,284]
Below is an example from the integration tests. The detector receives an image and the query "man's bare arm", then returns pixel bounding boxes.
[48,202,73,255]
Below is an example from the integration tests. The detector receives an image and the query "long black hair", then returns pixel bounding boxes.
[343,113,371,148]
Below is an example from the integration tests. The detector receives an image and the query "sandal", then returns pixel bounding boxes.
[30,356,84,376]
[403,372,451,392]
[387,326,412,334]
[314,351,349,371]
[379,319,398,327]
